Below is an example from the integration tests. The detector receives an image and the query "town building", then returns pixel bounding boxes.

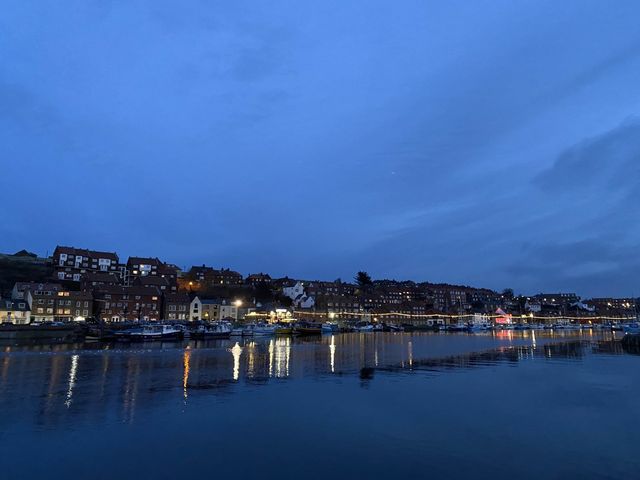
[93,286,161,322]
[53,290,93,321]
[189,297,238,321]
[186,265,243,286]
[246,273,272,286]
[12,282,64,322]
[80,272,122,290]
[52,246,120,282]
[0,298,31,324]
[163,292,191,320]
[133,275,175,292]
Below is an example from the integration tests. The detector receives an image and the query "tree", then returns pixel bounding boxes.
[355,271,373,288]
[502,288,514,299]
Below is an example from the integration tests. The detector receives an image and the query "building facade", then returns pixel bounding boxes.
[53,246,120,282]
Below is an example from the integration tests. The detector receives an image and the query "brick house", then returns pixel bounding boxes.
[93,285,162,322]
[53,246,120,282]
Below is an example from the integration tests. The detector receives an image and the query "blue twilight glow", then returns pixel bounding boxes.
[2,1,640,296]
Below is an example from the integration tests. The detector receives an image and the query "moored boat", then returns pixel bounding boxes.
[115,324,184,341]
[321,322,339,333]
[294,322,322,335]
[253,323,278,336]
[191,321,232,339]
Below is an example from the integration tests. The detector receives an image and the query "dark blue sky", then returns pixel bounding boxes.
[2,1,640,297]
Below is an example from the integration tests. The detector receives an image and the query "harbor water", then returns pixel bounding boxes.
[1,330,639,479]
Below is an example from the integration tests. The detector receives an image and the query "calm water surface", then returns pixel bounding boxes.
[1,331,639,479]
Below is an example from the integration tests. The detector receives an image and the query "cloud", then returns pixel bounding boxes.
[534,118,640,194]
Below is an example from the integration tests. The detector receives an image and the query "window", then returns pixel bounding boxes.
[73,274,80,281]
[47,308,53,314]
[83,310,88,316]
[19,303,25,308]
[57,272,65,279]
[38,299,44,305]
[60,253,68,261]
[84,301,89,307]
[76,301,81,307]
[37,308,43,314]
[104,294,111,299]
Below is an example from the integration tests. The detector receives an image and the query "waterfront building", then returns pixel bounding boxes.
[52,246,120,282]
[93,285,161,322]
[53,290,93,321]
[0,298,31,324]
[163,292,191,320]
[189,296,238,321]
[12,282,63,322]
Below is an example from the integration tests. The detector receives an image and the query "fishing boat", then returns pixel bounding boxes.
[253,323,278,336]
[294,322,322,335]
[191,322,232,339]
[115,324,184,341]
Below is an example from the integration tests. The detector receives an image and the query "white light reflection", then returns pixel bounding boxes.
[408,341,413,368]
[231,342,243,381]
[65,354,79,408]
[274,337,290,378]
[269,339,274,377]
[329,335,336,373]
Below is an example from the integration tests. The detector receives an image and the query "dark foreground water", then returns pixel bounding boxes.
[1,330,639,480]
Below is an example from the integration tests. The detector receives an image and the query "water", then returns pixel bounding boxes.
[1,331,639,479]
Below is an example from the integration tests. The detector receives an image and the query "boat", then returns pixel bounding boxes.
[253,323,278,336]
[513,324,530,331]
[275,324,293,335]
[468,322,492,332]
[354,322,374,332]
[446,322,467,332]
[384,323,404,332]
[191,322,232,339]
[0,322,79,340]
[321,322,339,333]
[114,324,184,341]
[294,322,322,335]
[623,322,640,334]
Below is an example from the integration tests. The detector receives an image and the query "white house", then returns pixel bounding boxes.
[0,299,31,324]
[283,281,305,300]
[294,294,315,309]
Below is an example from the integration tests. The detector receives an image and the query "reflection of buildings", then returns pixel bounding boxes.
[0,334,624,429]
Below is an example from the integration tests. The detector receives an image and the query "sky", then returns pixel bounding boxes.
[2,1,640,297]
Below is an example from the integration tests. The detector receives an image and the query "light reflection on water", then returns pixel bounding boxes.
[0,331,638,480]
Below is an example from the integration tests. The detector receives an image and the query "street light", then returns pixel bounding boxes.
[234,299,243,308]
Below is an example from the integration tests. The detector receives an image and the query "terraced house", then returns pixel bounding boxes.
[53,246,120,282]
[12,282,63,322]
[93,285,162,322]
